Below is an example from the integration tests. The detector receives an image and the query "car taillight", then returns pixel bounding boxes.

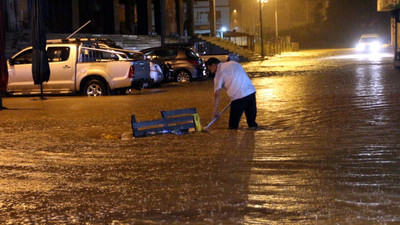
[129,65,135,78]
[188,59,200,66]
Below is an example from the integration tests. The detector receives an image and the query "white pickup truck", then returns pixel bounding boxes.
[6,39,150,96]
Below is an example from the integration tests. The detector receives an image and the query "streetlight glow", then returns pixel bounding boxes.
[221,26,227,39]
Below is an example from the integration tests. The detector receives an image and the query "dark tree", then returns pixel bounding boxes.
[324,0,390,46]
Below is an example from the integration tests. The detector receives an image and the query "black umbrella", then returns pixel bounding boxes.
[31,0,50,99]
[0,0,8,109]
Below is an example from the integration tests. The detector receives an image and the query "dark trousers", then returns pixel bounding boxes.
[229,92,258,129]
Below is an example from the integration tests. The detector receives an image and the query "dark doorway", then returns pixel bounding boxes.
[47,0,72,33]
[79,0,115,34]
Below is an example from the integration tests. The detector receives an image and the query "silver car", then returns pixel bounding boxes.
[140,46,206,82]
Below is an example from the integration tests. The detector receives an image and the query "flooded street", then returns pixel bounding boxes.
[1,49,400,224]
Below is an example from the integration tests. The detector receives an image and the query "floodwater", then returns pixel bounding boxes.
[0,49,399,224]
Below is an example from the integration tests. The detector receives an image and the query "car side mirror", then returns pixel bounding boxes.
[8,59,14,66]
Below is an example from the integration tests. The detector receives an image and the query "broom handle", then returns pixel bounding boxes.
[205,103,231,130]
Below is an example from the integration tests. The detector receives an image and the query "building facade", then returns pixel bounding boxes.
[378,0,400,47]
[193,0,229,35]
[230,0,327,36]
[3,0,195,36]
[377,0,400,66]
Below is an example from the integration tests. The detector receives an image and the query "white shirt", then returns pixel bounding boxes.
[214,61,256,101]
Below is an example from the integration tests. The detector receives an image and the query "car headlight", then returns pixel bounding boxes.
[356,43,365,51]
[370,41,381,52]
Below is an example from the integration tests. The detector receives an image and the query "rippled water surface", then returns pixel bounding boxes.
[0,49,399,224]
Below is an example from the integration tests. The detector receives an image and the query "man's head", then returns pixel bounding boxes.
[205,57,221,74]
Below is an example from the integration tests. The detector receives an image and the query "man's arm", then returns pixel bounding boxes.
[213,89,221,118]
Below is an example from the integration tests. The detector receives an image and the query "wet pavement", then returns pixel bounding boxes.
[0,49,400,224]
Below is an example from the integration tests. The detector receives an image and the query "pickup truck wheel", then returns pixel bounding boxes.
[176,70,191,83]
[83,79,107,96]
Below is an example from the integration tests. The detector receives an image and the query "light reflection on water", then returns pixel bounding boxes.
[243,56,400,224]
[1,50,400,224]
[325,51,393,62]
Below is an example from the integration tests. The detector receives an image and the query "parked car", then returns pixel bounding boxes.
[140,46,206,82]
[6,39,148,96]
[88,38,174,85]
[78,38,151,89]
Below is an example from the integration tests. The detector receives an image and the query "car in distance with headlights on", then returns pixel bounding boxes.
[355,34,382,52]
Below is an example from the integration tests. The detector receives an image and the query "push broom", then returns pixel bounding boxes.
[204,103,231,130]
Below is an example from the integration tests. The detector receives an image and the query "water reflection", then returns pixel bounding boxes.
[355,65,385,106]
[244,58,400,223]
[2,49,400,223]
[354,65,388,129]
[326,52,392,62]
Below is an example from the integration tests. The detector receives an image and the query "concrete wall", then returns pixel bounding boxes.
[232,0,325,35]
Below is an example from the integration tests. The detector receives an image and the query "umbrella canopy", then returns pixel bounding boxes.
[31,0,50,85]
[0,0,8,93]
